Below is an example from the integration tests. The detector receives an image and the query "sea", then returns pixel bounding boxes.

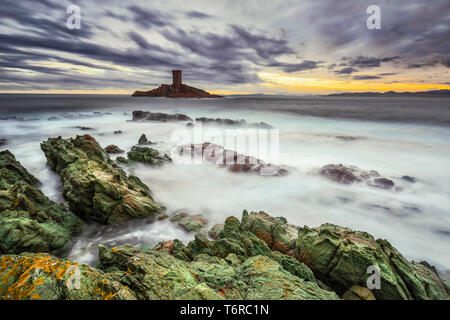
[0,94,449,278]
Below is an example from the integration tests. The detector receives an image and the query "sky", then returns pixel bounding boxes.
[0,0,449,95]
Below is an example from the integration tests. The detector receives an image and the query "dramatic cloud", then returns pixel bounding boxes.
[0,0,448,93]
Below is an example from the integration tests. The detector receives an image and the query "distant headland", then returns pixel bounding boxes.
[132,70,222,98]
[327,89,450,98]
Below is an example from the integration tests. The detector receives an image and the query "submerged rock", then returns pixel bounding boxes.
[127,146,171,166]
[137,134,154,145]
[131,111,192,122]
[104,145,124,154]
[169,212,207,233]
[195,117,273,129]
[319,164,395,190]
[0,138,7,146]
[0,254,136,300]
[0,150,83,255]
[175,142,287,176]
[41,135,164,225]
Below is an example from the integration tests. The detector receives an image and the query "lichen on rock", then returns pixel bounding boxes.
[40,135,164,225]
[0,150,84,255]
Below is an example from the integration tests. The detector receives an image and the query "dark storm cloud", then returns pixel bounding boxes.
[306,1,450,68]
[267,60,318,73]
[128,5,170,28]
[342,56,400,69]
[186,11,213,19]
[335,67,357,75]
[352,75,381,80]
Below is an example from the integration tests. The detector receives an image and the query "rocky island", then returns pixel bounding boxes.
[132,70,222,98]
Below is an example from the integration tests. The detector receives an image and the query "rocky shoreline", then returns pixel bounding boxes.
[0,134,449,300]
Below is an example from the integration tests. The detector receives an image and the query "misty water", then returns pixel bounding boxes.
[0,94,449,277]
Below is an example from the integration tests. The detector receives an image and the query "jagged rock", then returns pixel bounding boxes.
[208,223,224,240]
[242,211,298,256]
[296,223,450,300]
[175,142,287,176]
[320,164,395,189]
[195,117,273,129]
[131,111,192,122]
[127,146,171,166]
[369,177,395,189]
[138,134,150,145]
[342,285,376,300]
[169,212,207,233]
[401,175,416,183]
[0,253,136,300]
[116,157,131,165]
[0,151,83,255]
[104,145,124,154]
[41,135,163,225]
[132,84,221,98]
[113,130,122,135]
[99,242,338,300]
[0,150,39,187]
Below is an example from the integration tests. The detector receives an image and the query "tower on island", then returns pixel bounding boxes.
[172,70,182,87]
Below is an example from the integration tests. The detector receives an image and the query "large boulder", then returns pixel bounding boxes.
[296,223,450,300]
[0,151,83,255]
[0,253,136,300]
[41,135,163,225]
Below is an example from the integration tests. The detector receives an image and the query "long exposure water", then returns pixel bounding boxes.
[0,94,449,278]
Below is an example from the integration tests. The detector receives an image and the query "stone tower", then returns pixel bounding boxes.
[172,70,182,87]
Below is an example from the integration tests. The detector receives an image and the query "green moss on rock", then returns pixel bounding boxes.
[41,135,164,225]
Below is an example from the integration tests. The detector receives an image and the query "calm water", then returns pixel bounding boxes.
[0,94,449,278]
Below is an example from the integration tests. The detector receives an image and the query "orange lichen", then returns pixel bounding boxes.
[0,255,80,300]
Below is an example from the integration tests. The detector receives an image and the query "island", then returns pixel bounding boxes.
[327,89,450,98]
[132,70,222,98]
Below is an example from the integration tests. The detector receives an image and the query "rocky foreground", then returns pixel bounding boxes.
[0,134,449,300]
[1,210,449,300]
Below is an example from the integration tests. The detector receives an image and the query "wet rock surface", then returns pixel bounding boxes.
[0,210,448,300]
[127,146,171,166]
[176,142,287,176]
[0,150,84,255]
[320,164,396,190]
[132,111,192,122]
[0,253,136,300]
[169,212,207,233]
[195,117,273,129]
[40,135,163,225]
[104,145,124,154]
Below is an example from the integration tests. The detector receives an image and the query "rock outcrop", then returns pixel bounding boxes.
[1,210,448,300]
[131,111,192,122]
[127,146,172,166]
[132,84,221,98]
[104,145,124,154]
[195,117,273,129]
[320,164,395,189]
[0,150,84,255]
[40,135,163,225]
[175,142,287,176]
[0,253,135,300]
[239,211,449,300]
[169,212,207,233]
